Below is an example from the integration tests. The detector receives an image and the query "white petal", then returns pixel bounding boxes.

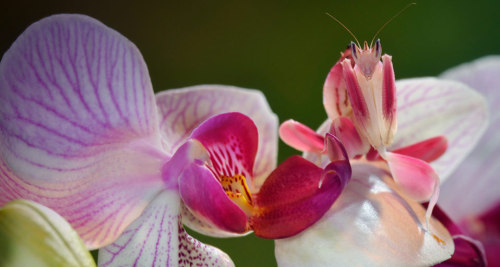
[275,162,453,267]
[392,78,488,182]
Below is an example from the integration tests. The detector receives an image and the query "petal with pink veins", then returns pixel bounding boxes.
[439,56,500,266]
[438,56,500,221]
[279,119,324,153]
[155,85,278,189]
[98,191,235,267]
[275,163,454,267]
[251,155,351,239]
[391,78,488,183]
[98,191,180,266]
[0,14,165,249]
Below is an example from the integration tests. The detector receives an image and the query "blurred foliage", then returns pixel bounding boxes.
[1,0,499,266]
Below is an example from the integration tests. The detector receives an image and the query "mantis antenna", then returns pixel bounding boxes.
[370,2,416,47]
[325,12,361,48]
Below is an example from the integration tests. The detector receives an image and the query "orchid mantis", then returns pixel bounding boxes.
[278,39,489,266]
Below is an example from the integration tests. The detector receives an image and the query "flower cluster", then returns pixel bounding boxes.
[0,14,497,267]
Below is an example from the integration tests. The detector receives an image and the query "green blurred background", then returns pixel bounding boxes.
[1,0,499,266]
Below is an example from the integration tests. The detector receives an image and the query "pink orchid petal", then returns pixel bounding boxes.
[190,112,258,180]
[179,159,248,234]
[386,152,439,203]
[0,14,164,249]
[438,56,500,222]
[155,85,278,188]
[251,155,351,239]
[98,191,235,267]
[164,140,248,234]
[275,163,454,267]
[329,116,370,158]
[323,55,352,119]
[391,136,448,163]
[392,78,488,183]
[279,119,324,153]
[162,137,247,238]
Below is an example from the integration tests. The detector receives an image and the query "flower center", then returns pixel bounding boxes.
[220,174,254,216]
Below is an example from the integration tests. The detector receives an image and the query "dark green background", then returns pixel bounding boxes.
[1,1,499,266]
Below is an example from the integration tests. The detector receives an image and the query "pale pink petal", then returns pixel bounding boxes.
[279,119,324,153]
[0,14,165,249]
[155,85,278,188]
[275,162,454,267]
[392,78,488,182]
[329,116,370,158]
[386,152,439,203]
[98,191,180,266]
[251,155,351,239]
[439,56,500,221]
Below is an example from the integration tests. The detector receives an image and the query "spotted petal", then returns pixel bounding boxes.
[392,78,488,183]
[275,162,454,267]
[98,191,234,267]
[0,14,165,248]
[155,85,278,188]
[439,56,500,221]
